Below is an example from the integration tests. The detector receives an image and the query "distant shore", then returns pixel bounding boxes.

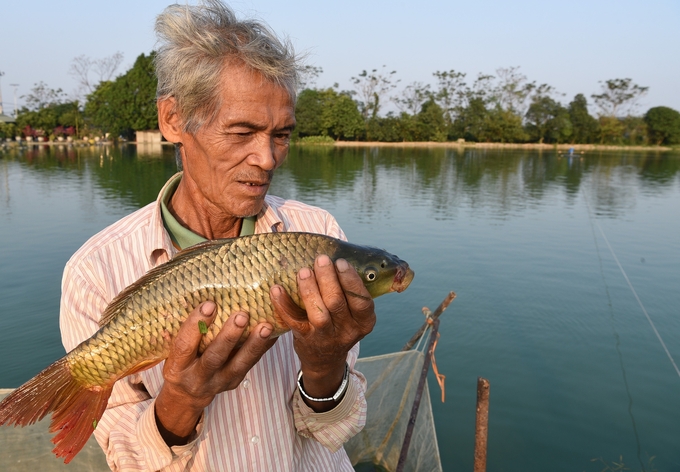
[329,141,675,152]
[2,139,675,153]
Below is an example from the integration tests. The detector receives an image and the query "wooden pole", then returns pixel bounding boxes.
[402,291,455,351]
[473,377,490,472]
[395,318,440,472]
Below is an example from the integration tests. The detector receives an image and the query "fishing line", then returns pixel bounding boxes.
[582,187,643,471]
[582,188,680,380]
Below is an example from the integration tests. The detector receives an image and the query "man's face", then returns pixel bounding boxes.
[179,64,296,219]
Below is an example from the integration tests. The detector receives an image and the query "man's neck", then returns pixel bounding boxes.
[169,178,243,240]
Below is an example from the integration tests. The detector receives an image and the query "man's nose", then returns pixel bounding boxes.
[246,134,278,170]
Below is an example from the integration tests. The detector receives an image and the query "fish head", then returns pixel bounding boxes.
[336,243,415,299]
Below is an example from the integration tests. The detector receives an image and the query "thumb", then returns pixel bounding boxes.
[170,301,217,368]
[270,285,310,334]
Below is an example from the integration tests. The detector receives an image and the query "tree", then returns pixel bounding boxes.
[394,81,431,116]
[320,89,364,140]
[294,87,363,140]
[22,81,66,111]
[591,78,648,117]
[415,99,447,142]
[15,82,79,138]
[365,114,403,142]
[351,66,399,119]
[432,69,466,125]
[294,88,324,137]
[568,94,599,143]
[298,65,323,91]
[644,106,680,145]
[84,52,157,138]
[525,95,572,144]
[597,116,625,144]
[620,116,647,145]
[69,52,124,99]
[492,66,536,116]
[480,106,528,143]
[453,96,489,142]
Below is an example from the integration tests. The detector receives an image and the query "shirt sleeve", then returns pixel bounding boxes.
[292,342,368,452]
[60,255,202,471]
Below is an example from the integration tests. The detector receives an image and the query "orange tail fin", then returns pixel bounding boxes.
[0,357,113,464]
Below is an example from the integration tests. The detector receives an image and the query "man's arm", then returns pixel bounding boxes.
[271,253,375,449]
[272,255,374,409]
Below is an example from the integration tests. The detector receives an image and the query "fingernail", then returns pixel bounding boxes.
[336,258,349,272]
[317,255,331,267]
[234,313,248,327]
[271,285,282,297]
[260,325,272,338]
[201,302,216,316]
[299,267,312,280]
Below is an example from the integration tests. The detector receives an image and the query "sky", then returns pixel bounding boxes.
[1,0,678,116]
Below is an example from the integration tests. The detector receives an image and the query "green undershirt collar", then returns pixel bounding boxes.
[160,173,256,250]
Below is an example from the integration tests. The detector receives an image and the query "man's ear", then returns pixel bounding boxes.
[158,97,183,143]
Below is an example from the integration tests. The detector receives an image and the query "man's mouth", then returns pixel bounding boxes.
[241,180,270,187]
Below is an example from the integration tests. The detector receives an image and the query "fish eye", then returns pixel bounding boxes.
[364,267,378,282]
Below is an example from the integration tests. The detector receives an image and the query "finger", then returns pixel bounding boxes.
[336,258,376,330]
[168,301,217,370]
[214,323,278,388]
[199,311,251,372]
[270,285,310,333]
[314,255,352,322]
[297,262,332,330]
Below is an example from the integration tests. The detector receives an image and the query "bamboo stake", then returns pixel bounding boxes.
[395,318,440,472]
[402,291,456,351]
[473,377,490,472]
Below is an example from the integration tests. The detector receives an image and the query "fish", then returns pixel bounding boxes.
[0,231,414,463]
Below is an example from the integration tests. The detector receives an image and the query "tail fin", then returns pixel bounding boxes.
[0,357,112,464]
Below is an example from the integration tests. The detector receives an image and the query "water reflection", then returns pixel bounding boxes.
[1,144,678,220]
[280,146,680,222]
[1,143,679,470]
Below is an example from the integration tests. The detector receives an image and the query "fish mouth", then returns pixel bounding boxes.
[391,264,415,293]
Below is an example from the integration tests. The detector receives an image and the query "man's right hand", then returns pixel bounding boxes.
[154,301,276,446]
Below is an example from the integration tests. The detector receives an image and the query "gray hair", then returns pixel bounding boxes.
[154,0,300,133]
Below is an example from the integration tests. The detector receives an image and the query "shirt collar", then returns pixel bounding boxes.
[255,198,284,234]
[147,175,178,266]
[158,172,257,250]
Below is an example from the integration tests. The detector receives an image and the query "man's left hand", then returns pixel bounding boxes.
[270,254,376,411]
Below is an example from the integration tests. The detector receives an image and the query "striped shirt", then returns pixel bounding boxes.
[59,176,367,471]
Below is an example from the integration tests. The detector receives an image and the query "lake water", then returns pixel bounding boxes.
[0,144,679,471]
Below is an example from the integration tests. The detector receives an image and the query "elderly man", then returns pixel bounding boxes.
[59,1,374,470]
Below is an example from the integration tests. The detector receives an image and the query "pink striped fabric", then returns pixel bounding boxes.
[59,176,367,471]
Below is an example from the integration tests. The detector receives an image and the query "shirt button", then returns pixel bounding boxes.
[251,435,260,444]
[242,379,250,389]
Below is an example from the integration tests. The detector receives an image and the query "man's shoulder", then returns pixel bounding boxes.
[264,195,345,239]
[265,195,332,216]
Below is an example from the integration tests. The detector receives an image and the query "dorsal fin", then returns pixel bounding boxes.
[97,238,238,327]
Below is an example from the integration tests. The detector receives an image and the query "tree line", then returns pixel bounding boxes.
[1,54,679,146]
[0,52,157,142]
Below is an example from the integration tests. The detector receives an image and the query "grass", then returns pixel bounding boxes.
[590,455,657,472]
